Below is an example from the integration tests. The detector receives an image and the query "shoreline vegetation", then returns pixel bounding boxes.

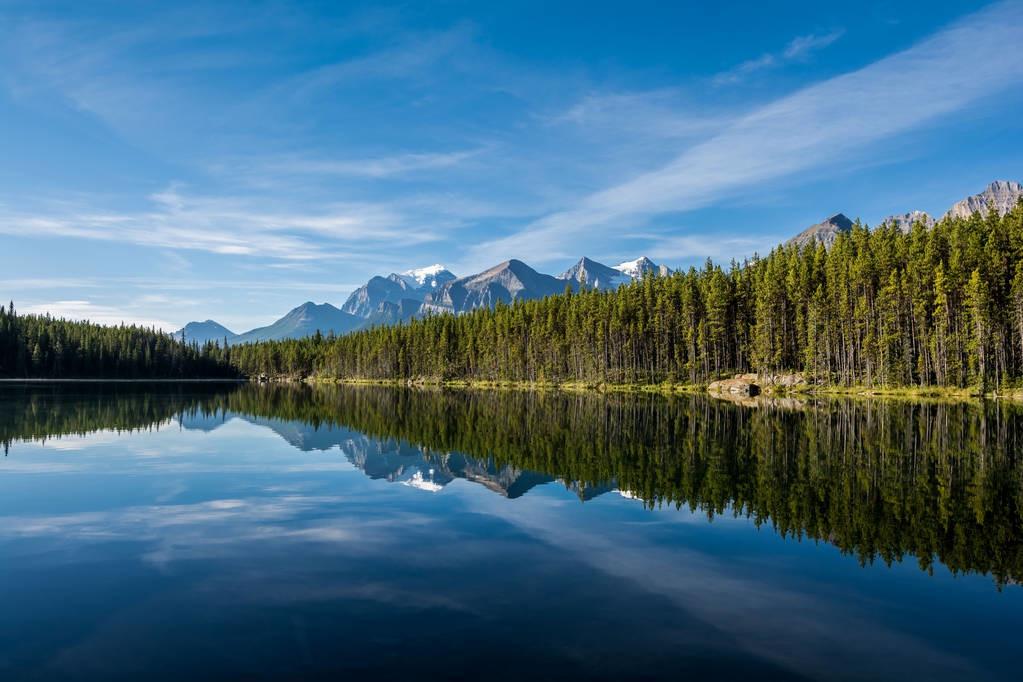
[0,374,1013,404]
[226,202,1023,394]
[5,203,1023,394]
[0,378,246,383]
[0,375,1013,402]
[305,376,1018,400]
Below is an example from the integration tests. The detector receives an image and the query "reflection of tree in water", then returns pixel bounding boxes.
[2,382,1021,585]
[0,382,229,453]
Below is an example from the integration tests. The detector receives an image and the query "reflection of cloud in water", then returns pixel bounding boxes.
[462,491,978,681]
[0,495,440,570]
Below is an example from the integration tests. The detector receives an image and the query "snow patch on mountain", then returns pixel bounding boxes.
[614,257,668,279]
[395,264,453,289]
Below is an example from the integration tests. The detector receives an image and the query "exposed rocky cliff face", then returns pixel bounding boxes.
[422,259,571,313]
[943,180,1023,220]
[786,213,854,248]
[880,210,935,233]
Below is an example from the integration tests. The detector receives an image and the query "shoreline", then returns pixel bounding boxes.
[0,378,247,384]
[3,376,1020,402]
[300,376,1022,401]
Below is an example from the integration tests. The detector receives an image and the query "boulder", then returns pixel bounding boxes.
[707,377,760,396]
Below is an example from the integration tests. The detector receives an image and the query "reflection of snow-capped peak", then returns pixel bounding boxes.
[615,489,642,500]
[402,469,445,493]
[397,264,449,288]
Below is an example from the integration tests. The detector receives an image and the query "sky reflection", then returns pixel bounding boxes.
[1,391,1021,680]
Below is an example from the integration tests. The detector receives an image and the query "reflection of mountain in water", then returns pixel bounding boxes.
[179,411,557,499]
[5,382,1022,586]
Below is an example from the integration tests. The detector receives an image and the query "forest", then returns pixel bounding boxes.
[230,201,1023,389]
[4,201,1023,388]
[0,304,239,379]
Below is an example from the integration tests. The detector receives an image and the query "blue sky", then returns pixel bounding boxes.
[2,0,1023,332]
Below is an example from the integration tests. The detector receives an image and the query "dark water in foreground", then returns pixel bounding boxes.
[1,383,1021,681]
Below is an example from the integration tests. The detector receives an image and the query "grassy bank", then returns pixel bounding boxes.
[300,376,705,394]
[784,383,1023,401]
[291,374,1023,401]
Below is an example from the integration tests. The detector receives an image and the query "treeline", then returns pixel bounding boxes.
[230,202,1023,388]
[0,304,239,379]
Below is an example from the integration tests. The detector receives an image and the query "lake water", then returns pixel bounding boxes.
[1,382,1021,681]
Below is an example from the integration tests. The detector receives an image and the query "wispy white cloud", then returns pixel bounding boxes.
[5,276,365,295]
[553,89,727,139]
[0,186,443,260]
[225,148,484,180]
[22,300,176,331]
[284,23,475,98]
[464,491,979,680]
[783,30,845,60]
[463,2,1023,270]
[713,30,844,85]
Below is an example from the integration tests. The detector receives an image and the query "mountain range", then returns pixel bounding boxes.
[176,179,1021,345]
[787,179,1022,248]
[173,256,670,344]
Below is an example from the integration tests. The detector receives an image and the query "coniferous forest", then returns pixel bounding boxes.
[230,203,1023,389]
[0,304,239,379]
[4,202,1023,388]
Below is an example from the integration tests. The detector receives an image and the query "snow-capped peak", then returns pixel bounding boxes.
[614,257,656,279]
[395,264,451,289]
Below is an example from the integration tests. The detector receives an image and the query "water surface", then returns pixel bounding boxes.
[1,383,1021,681]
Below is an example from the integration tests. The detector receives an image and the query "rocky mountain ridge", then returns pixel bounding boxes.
[174,180,1022,343]
[789,180,1022,249]
[175,256,666,344]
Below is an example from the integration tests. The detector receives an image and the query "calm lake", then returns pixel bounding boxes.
[1,382,1021,681]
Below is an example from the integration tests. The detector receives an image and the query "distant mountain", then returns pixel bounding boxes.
[173,320,237,345]
[559,257,632,290]
[790,180,1023,247]
[880,210,934,233]
[176,256,675,343]
[232,302,363,344]
[341,265,456,322]
[787,213,854,248]
[341,276,411,318]
[422,259,573,314]
[943,180,1023,221]
[614,256,671,278]
[361,298,424,328]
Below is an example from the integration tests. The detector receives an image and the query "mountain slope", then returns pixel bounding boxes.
[340,276,411,318]
[423,259,572,313]
[361,298,424,328]
[880,210,934,233]
[790,180,1023,247]
[943,180,1023,220]
[232,302,363,344]
[341,265,456,320]
[559,257,632,290]
[787,213,854,248]
[173,320,237,345]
